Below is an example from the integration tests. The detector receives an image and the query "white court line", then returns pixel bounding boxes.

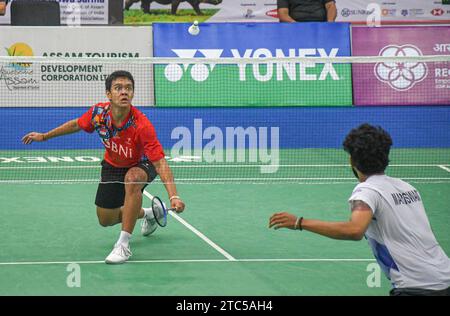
[143,190,236,261]
[0,164,447,170]
[0,258,376,266]
[0,179,99,183]
[438,165,450,173]
[0,166,100,169]
[168,164,450,168]
[2,177,450,184]
[160,177,450,181]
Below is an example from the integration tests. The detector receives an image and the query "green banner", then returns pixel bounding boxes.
[155,63,353,107]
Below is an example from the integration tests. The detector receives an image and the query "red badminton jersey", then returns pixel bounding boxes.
[77,102,165,168]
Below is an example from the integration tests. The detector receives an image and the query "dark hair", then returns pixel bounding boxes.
[343,123,393,175]
[105,70,134,91]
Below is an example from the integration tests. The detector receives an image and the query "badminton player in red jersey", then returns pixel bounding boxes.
[22,70,185,264]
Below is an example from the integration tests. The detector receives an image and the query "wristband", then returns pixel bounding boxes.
[295,217,304,231]
[170,195,180,201]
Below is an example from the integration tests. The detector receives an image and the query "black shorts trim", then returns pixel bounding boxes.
[95,160,157,209]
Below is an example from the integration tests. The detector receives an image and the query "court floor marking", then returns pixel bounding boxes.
[0,166,100,169]
[0,258,376,266]
[2,177,450,184]
[142,190,236,261]
[1,164,449,170]
[438,165,450,173]
[159,177,450,181]
[164,164,450,168]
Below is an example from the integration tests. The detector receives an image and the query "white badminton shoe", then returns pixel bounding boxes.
[105,243,132,264]
[141,204,164,236]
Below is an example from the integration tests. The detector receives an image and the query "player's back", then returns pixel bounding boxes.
[355,175,450,289]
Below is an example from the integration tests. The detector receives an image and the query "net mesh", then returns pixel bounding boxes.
[0,55,449,184]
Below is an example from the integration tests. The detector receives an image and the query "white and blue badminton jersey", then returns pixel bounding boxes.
[349,174,450,290]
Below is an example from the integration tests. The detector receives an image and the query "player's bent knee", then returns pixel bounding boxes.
[124,182,144,195]
[124,168,147,192]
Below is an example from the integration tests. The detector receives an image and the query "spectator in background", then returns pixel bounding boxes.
[277,0,337,23]
[0,0,8,16]
[9,0,60,26]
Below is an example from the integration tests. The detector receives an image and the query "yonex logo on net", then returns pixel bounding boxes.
[374,45,428,91]
[165,48,341,82]
[164,49,224,82]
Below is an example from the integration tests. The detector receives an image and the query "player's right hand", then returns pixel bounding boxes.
[269,212,297,230]
[22,132,45,144]
[171,198,185,213]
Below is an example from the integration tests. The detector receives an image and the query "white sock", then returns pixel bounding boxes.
[117,231,131,247]
[143,207,154,219]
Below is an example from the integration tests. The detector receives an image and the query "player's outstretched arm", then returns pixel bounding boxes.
[152,157,185,213]
[22,119,81,144]
[269,201,373,241]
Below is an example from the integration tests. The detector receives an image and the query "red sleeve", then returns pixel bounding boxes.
[138,123,165,162]
[77,106,95,133]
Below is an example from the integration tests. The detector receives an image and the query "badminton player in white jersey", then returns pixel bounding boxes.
[269,123,450,296]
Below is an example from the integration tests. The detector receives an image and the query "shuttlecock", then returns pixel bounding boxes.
[188,21,200,36]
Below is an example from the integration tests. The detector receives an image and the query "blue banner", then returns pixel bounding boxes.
[152,22,353,107]
[1,107,449,150]
[153,22,351,57]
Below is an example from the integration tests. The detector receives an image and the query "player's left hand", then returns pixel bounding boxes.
[171,198,185,213]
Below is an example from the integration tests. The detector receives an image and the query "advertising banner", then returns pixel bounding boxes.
[336,0,450,25]
[124,0,450,24]
[5,0,445,25]
[0,26,154,107]
[352,26,450,106]
[153,22,352,107]
[0,0,108,25]
[2,106,449,151]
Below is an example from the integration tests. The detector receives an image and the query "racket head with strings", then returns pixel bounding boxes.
[151,195,171,227]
